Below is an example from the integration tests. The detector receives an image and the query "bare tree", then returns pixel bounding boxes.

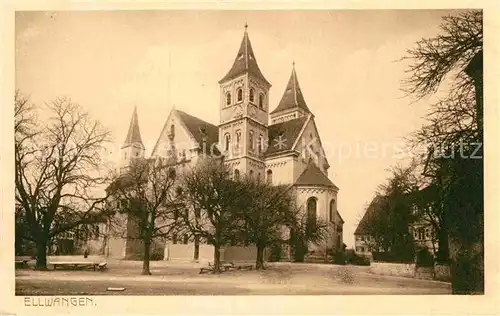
[362,163,420,261]
[289,201,329,262]
[15,92,112,269]
[235,179,295,269]
[401,10,484,293]
[107,158,180,275]
[177,158,243,273]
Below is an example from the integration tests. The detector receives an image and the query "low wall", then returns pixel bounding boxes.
[369,262,451,281]
[415,267,434,280]
[223,246,268,263]
[164,244,214,263]
[369,262,416,278]
[165,244,195,261]
[106,237,126,259]
[434,264,452,282]
[164,244,265,264]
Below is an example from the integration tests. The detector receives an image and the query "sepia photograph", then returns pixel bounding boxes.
[11,8,485,300]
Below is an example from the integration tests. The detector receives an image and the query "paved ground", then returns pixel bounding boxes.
[15,260,451,295]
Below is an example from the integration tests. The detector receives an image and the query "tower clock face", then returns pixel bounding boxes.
[248,105,257,118]
[233,104,244,118]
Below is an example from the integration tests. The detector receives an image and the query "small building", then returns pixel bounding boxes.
[354,192,439,259]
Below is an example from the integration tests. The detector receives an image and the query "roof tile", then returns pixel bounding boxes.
[294,160,338,189]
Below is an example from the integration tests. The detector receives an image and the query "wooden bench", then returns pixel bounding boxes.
[48,256,107,272]
[232,260,254,271]
[15,256,31,268]
[199,261,235,274]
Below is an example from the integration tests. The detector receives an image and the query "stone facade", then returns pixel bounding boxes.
[98,26,343,261]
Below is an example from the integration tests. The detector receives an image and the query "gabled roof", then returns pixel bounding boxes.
[175,110,219,151]
[219,27,270,87]
[294,160,338,189]
[270,65,311,115]
[354,195,386,235]
[265,116,308,156]
[122,107,145,149]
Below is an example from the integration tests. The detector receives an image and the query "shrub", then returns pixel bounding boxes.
[348,252,370,266]
[268,244,282,262]
[416,248,434,267]
[332,251,346,265]
[372,251,414,263]
[150,250,164,261]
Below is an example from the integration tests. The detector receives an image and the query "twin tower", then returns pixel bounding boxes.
[121,25,317,182]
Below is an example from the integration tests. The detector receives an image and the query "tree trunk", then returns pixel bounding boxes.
[437,228,449,263]
[212,244,221,273]
[256,244,265,270]
[293,241,306,262]
[142,240,152,275]
[449,239,484,294]
[35,238,48,270]
[194,236,200,261]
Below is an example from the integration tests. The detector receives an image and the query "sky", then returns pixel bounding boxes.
[15,9,462,247]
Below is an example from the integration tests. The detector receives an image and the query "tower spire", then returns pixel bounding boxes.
[219,26,270,87]
[122,106,145,149]
[270,64,311,115]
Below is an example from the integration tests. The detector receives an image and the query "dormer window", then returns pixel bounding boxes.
[249,88,255,103]
[237,88,243,102]
[226,92,231,106]
[259,93,265,109]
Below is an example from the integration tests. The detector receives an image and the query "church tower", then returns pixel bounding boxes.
[270,63,312,124]
[218,25,271,181]
[120,107,145,174]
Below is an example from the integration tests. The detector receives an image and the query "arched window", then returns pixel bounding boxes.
[259,93,265,109]
[226,92,231,106]
[249,88,255,103]
[307,197,317,234]
[249,130,254,150]
[249,170,254,178]
[234,169,240,181]
[224,133,231,151]
[329,199,336,223]
[259,134,264,153]
[266,169,273,184]
[235,130,242,149]
[237,88,243,102]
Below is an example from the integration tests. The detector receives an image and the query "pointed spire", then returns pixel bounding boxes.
[270,63,311,114]
[122,106,145,149]
[219,25,270,86]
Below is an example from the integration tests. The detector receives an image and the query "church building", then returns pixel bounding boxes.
[104,26,344,261]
